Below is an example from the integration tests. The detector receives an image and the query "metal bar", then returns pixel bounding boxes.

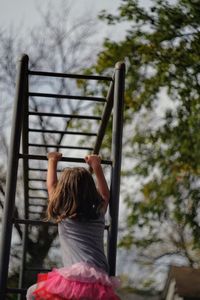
[29,92,106,102]
[28,178,46,182]
[28,70,112,81]
[29,196,47,200]
[0,54,29,299]
[107,62,125,276]
[13,219,57,226]
[29,188,47,191]
[29,167,62,172]
[13,219,109,229]
[29,201,47,206]
[29,204,47,207]
[18,56,29,300]
[19,154,112,165]
[28,128,97,136]
[93,78,114,154]
[29,167,47,171]
[28,144,93,151]
[29,111,101,120]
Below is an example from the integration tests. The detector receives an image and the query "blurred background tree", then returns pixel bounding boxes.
[91,0,200,291]
[1,0,200,296]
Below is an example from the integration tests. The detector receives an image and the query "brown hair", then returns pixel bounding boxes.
[47,167,103,223]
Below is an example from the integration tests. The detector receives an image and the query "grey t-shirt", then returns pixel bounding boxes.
[58,215,109,273]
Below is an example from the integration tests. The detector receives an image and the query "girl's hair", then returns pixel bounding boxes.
[47,167,104,223]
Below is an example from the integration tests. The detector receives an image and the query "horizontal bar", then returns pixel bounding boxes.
[13,218,110,229]
[13,219,57,226]
[28,212,43,215]
[29,196,47,200]
[29,204,47,207]
[28,70,112,81]
[28,178,46,182]
[29,92,106,102]
[29,128,97,136]
[29,203,47,207]
[29,167,47,172]
[29,111,101,120]
[20,154,112,165]
[6,288,26,294]
[28,144,93,151]
[29,187,47,191]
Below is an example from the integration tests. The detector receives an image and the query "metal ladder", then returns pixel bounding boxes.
[0,54,125,299]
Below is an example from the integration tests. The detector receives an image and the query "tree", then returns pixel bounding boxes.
[0,0,98,292]
[93,0,200,290]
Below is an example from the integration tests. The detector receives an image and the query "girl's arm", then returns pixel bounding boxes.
[47,152,62,196]
[85,155,110,207]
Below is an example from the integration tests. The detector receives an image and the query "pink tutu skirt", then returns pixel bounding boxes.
[30,262,121,300]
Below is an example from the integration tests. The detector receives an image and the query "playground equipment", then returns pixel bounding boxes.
[0,54,125,299]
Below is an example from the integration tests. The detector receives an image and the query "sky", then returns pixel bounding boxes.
[0,0,118,27]
[0,0,152,30]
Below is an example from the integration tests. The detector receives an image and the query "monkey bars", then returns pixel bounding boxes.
[0,54,125,299]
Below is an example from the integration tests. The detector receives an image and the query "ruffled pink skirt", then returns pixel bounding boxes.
[27,262,121,300]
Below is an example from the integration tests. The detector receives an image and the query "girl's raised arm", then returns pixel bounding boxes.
[47,152,62,196]
[85,155,110,208]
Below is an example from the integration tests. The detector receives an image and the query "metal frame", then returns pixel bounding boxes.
[0,54,125,299]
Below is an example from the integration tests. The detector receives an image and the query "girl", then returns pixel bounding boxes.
[27,152,121,300]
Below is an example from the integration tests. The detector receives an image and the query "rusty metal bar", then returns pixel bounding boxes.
[93,79,114,154]
[19,154,112,165]
[28,128,97,136]
[28,144,93,151]
[28,70,112,81]
[107,62,125,276]
[29,92,106,102]
[29,111,101,120]
[13,219,57,226]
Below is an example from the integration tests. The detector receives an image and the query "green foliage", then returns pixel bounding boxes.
[94,0,200,269]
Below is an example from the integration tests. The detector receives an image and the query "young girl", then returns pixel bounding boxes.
[27,152,121,300]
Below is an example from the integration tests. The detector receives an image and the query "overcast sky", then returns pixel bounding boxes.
[0,0,152,29]
[0,0,115,26]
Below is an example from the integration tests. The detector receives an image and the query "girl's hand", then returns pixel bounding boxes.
[47,152,62,161]
[85,154,101,171]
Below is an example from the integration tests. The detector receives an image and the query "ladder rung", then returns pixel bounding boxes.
[13,218,109,229]
[28,144,93,151]
[29,187,47,191]
[29,128,97,136]
[29,111,101,120]
[29,201,47,207]
[29,196,47,200]
[28,70,112,81]
[29,204,47,207]
[6,288,27,294]
[28,212,43,216]
[29,178,46,182]
[20,154,112,165]
[29,92,106,102]
[29,168,62,172]
[28,168,47,172]
[13,219,57,226]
